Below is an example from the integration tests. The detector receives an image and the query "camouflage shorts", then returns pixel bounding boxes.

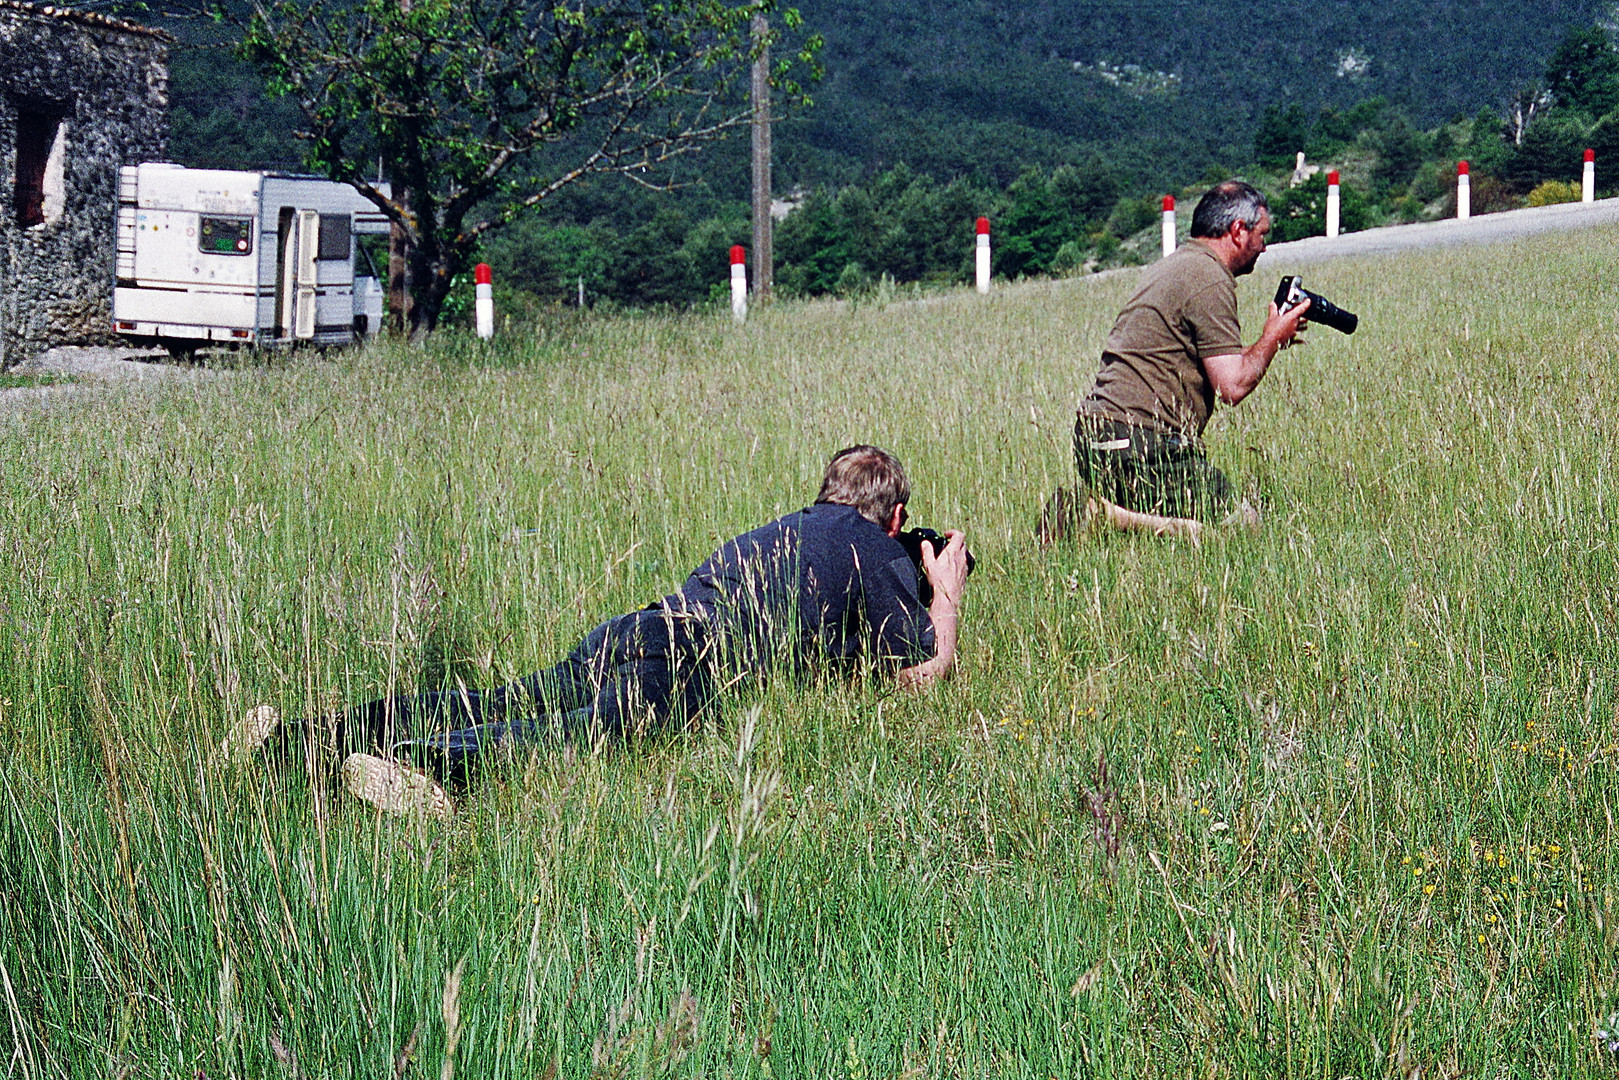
[1073,413,1233,523]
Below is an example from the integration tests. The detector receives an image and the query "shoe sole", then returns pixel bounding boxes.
[340,753,454,819]
[214,704,282,769]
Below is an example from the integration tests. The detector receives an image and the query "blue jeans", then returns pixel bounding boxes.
[332,607,718,784]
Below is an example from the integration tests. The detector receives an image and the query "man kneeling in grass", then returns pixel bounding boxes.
[1044,180,1311,545]
[225,445,970,817]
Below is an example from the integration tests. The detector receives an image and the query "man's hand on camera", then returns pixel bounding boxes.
[919,529,969,609]
[1266,297,1312,351]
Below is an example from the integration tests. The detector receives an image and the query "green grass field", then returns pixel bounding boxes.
[2,228,1617,1078]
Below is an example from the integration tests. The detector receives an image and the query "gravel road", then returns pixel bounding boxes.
[1,345,206,410]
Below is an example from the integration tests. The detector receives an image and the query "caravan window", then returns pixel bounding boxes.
[317,214,351,260]
[198,216,253,255]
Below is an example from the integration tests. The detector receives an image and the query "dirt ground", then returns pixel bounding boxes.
[1,345,212,409]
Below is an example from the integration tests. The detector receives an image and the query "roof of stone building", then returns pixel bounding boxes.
[0,0,173,41]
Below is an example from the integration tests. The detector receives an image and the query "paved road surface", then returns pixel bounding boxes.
[1259,195,1619,269]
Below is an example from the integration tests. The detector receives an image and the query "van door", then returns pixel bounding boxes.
[293,209,319,339]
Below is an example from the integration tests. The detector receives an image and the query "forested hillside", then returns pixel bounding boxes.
[131,0,1619,309]
[784,0,1612,187]
[158,0,1614,188]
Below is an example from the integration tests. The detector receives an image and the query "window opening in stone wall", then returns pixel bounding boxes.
[14,107,67,228]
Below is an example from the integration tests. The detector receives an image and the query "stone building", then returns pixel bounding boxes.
[1,1,169,366]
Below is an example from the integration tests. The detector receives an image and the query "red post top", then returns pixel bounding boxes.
[1457,160,1470,176]
[1162,195,1175,212]
[730,244,746,265]
[474,263,492,285]
[1586,148,1596,162]
[1327,170,1340,186]
[975,216,990,235]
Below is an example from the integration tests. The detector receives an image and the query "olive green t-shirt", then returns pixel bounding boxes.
[1078,241,1242,437]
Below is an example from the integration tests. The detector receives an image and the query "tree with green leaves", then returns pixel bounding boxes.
[1545,24,1619,118]
[1253,103,1309,170]
[238,0,818,335]
[1269,172,1373,243]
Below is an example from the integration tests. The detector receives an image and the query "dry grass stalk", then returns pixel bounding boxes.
[440,958,467,1080]
[268,1027,301,1079]
[394,1021,422,1080]
[1083,754,1122,861]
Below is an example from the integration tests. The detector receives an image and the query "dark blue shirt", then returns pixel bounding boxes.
[666,502,935,672]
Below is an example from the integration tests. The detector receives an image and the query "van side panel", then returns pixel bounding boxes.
[115,167,393,347]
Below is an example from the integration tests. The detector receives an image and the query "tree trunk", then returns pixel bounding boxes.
[387,220,410,335]
[750,14,772,300]
[407,249,450,340]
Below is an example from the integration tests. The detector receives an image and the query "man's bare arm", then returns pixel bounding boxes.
[1203,298,1311,407]
[896,530,968,689]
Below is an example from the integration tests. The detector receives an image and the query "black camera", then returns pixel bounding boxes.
[897,527,976,606]
[1274,275,1359,335]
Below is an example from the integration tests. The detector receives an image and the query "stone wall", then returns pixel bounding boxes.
[0,2,168,366]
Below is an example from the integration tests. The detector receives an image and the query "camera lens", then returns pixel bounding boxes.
[1301,288,1358,335]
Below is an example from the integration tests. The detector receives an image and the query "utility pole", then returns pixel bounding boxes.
[750,13,773,300]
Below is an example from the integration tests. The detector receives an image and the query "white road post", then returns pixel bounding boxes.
[474,262,494,340]
[1326,170,1341,239]
[1457,160,1471,220]
[1160,195,1176,258]
[730,244,747,323]
[975,216,991,294]
[1584,148,1596,203]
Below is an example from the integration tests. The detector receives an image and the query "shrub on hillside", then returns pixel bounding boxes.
[1586,108,1619,189]
[481,221,616,308]
[1468,174,1524,214]
[1255,104,1310,169]
[775,166,998,296]
[1368,113,1427,193]
[1526,179,1583,205]
[1050,239,1091,276]
[1462,108,1515,174]
[1106,196,1158,240]
[1408,159,1454,205]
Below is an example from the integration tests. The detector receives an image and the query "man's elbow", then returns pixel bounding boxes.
[1208,365,1259,406]
[1214,379,1253,407]
[895,654,952,689]
[1203,354,1252,407]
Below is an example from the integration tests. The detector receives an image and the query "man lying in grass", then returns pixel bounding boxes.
[224,445,971,817]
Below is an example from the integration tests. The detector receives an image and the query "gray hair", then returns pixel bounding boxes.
[1189,180,1268,239]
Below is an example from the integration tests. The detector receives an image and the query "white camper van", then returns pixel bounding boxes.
[113,164,391,354]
